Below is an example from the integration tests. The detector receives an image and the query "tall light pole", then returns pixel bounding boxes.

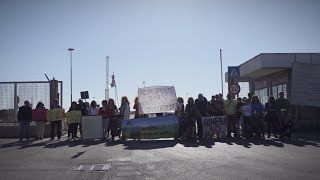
[105,56,110,100]
[68,48,74,104]
[220,49,223,97]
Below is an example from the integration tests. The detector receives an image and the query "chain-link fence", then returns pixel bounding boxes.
[0,81,62,126]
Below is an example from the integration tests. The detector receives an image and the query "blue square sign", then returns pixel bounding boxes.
[228,66,240,78]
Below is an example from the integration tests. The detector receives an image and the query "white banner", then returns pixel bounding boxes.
[138,86,177,114]
[81,116,103,140]
[202,116,227,138]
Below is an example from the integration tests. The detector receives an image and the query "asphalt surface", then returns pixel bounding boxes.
[0,133,320,180]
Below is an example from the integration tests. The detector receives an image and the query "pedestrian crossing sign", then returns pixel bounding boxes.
[228,66,240,78]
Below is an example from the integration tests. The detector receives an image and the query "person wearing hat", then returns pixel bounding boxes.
[17,100,32,142]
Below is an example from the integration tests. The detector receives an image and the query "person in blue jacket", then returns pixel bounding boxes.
[251,95,265,139]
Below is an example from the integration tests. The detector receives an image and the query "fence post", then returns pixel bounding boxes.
[14,83,17,126]
[50,80,59,109]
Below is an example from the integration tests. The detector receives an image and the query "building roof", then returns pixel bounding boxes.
[226,53,320,81]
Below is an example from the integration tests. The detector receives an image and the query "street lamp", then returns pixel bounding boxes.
[68,48,74,104]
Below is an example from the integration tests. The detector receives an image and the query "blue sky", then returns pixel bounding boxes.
[1,0,320,109]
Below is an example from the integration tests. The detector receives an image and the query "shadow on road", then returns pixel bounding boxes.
[1,134,319,150]
[43,139,106,149]
[0,139,107,149]
[121,139,178,150]
[179,137,320,148]
[275,138,320,147]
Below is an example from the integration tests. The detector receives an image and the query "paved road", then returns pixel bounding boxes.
[0,134,319,180]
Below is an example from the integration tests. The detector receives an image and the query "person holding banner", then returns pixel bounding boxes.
[212,94,225,116]
[180,112,196,141]
[67,101,81,140]
[78,102,88,139]
[50,99,64,141]
[195,94,208,139]
[185,97,199,139]
[88,101,99,116]
[224,94,238,138]
[18,100,32,142]
[32,102,48,140]
[208,96,215,116]
[99,100,112,139]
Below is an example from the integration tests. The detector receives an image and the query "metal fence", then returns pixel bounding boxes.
[0,81,62,125]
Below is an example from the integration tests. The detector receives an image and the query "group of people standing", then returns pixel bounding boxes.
[17,97,131,142]
[63,96,131,141]
[175,91,291,141]
[17,92,291,142]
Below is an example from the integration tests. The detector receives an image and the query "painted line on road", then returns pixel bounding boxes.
[76,165,83,171]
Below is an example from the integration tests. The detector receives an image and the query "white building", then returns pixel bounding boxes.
[226,53,320,129]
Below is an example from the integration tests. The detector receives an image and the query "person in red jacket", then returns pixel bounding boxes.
[99,100,112,138]
[32,102,48,140]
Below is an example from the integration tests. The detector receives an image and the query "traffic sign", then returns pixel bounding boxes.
[228,66,240,78]
[229,84,241,95]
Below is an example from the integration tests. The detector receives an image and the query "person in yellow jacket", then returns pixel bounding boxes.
[224,94,238,138]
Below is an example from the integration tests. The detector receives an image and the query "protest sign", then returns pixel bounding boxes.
[66,111,81,124]
[138,86,177,114]
[202,116,227,138]
[47,108,65,122]
[122,116,179,139]
[32,108,48,121]
[81,116,103,140]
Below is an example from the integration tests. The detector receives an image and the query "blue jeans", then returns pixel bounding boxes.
[19,121,30,140]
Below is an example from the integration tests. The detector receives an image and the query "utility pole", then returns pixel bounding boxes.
[68,48,74,104]
[105,56,110,100]
[220,49,224,97]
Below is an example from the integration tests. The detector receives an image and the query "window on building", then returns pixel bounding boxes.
[276,84,287,99]
[272,86,278,98]
[255,88,268,104]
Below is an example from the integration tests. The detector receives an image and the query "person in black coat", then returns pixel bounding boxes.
[17,100,32,142]
[195,94,208,139]
[265,97,278,138]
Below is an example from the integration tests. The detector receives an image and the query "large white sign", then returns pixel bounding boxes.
[138,86,177,114]
[202,116,227,138]
[81,116,103,140]
[291,63,320,107]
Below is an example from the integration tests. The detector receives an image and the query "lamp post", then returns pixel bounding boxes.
[105,56,109,100]
[68,48,74,104]
[220,49,223,97]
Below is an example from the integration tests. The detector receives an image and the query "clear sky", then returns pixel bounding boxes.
[1,0,320,109]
